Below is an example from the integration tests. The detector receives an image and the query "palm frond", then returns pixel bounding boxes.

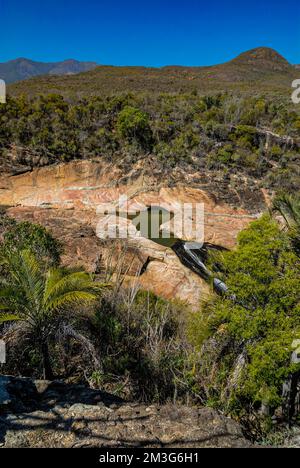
[44,270,92,301]
[42,267,65,301]
[44,269,106,310]
[272,194,300,230]
[0,286,25,313]
[0,313,21,323]
[0,247,106,380]
[47,290,99,312]
[1,250,45,314]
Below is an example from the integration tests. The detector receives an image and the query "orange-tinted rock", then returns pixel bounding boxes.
[1,160,266,308]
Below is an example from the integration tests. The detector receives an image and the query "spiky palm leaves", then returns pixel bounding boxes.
[272,194,300,230]
[0,250,105,379]
[272,193,300,255]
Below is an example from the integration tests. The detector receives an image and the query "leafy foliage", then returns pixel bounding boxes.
[193,216,300,414]
[0,217,62,267]
[116,106,152,150]
[0,248,104,379]
[1,93,299,191]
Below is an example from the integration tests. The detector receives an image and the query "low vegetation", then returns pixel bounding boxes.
[7,47,298,98]
[191,215,300,419]
[1,203,300,440]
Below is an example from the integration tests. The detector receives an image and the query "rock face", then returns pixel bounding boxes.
[0,375,253,448]
[0,159,266,307]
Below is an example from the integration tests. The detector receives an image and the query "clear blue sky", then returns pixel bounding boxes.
[1,0,299,66]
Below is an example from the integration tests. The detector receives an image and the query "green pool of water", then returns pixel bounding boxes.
[117,206,178,248]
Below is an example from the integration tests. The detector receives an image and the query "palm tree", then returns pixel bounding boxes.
[272,193,300,255]
[0,249,105,380]
[272,194,300,230]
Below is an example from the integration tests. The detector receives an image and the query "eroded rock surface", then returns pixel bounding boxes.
[0,376,253,448]
[0,159,267,307]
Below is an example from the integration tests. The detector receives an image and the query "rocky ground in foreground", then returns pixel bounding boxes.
[0,376,253,448]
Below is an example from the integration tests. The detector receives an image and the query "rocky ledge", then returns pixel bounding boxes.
[0,375,253,448]
[0,159,265,308]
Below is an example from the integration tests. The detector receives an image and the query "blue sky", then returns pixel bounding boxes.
[1,0,299,66]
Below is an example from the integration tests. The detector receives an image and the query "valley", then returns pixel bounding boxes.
[0,45,300,448]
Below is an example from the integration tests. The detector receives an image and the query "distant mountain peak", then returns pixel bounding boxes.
[5,47,297,94]
[0,58,99,83]
[231,47,291,71]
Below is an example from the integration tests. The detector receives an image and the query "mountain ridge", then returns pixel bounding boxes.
[230,47,291,70]
[0,58,98,83]
[7,47,298,97]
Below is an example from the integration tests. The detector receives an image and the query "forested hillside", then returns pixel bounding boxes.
[1,91,299,193]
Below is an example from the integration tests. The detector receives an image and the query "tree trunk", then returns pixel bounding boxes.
[282,371,300,423]
[41,341,54,380]
[287,371,300,423]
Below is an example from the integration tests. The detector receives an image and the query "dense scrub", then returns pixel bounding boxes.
[1,211,300,440]
[1,92,299,192]
[0,217,194,403]
[191,215,300,421]
[1,215,300,417]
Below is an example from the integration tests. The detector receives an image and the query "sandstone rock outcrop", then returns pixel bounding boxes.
[0,159,266,307]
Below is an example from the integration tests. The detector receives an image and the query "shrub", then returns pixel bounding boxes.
[92,277,194,402]
[0,217,62,267]
[193,216,300,415]
[216,144,234,164]
[116,106,152,150]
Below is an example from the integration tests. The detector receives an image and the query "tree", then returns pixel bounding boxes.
[116,106,152,149]
[194,216,300,415]
[0,218,62,267]
[0,249,105,380]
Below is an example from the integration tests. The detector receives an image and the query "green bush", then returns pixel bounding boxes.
[116,105,152,150]
[0,217,62,267]
[193,215,300,415]
[216,144,234,164]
